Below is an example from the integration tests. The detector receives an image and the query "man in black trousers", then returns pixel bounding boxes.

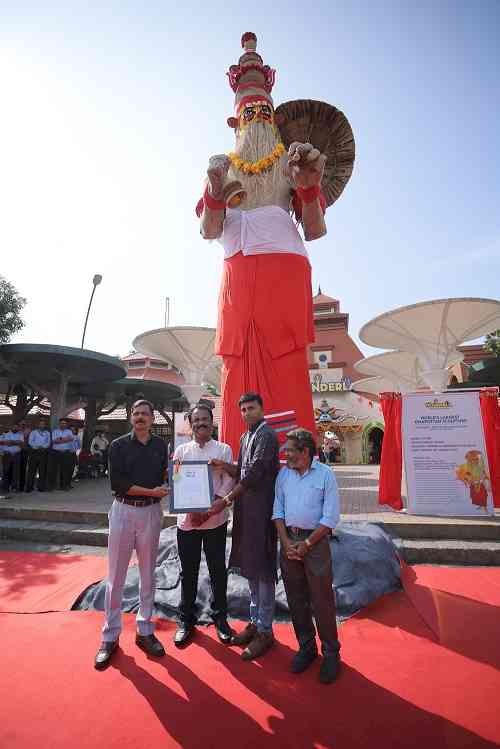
[26,418,51,492]
[172,404,235,647]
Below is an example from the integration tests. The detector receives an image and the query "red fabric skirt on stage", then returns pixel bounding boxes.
[216,251,316,456]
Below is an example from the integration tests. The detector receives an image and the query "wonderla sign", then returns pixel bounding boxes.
[311,374,352,394]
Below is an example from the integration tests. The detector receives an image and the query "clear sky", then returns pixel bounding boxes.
[1,0,499,359]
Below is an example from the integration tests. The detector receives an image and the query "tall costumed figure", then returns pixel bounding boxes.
[197,33,355,454]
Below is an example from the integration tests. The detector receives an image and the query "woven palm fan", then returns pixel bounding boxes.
[275,99,355,208]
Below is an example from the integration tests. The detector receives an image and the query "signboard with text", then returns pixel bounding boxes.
[402,392,494,516]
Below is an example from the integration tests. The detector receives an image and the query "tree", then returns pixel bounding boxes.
[2,384,45,423]
[0,276,26,343]
[484,330,500,357]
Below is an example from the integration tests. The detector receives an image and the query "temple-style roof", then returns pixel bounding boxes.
[313,287,339,307]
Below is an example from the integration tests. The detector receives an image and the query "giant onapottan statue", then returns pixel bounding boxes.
[197,33,355,454]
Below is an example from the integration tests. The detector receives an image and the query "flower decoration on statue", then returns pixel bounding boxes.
[228,142,285,175]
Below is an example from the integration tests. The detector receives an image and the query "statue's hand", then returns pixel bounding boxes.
[288,142,327,190]
[207,155,244,206]
[207,155,231,201]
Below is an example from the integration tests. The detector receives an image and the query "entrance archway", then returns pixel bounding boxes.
[362,421,384,464]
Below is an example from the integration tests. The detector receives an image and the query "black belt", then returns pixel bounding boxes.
[115,496,162,508]
[286,526,314,536]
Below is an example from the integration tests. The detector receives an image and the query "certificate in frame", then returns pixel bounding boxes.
[168,460,214,513]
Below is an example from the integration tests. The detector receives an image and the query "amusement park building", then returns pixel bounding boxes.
[307,290,384,464]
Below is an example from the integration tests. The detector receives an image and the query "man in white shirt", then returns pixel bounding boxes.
[91,431,109,475]
[0,424,24,493]
[173,404,234,647]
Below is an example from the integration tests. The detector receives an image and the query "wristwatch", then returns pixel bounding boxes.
[304,538,313,550]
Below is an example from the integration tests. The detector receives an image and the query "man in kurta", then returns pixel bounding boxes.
[210,392,280,660]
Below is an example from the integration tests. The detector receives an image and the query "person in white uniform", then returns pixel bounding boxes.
[94,399,169,670]
[173,404,235,647]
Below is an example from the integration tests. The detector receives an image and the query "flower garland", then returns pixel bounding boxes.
[228,142,285,175]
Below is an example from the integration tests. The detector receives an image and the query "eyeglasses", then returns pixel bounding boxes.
[241,103,274,126]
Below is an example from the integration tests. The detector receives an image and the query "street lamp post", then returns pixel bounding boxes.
[81,274,102,349]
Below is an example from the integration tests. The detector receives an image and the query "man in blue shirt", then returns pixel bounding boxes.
[272,428,341,684]
[26,418,51,492]
[0,424,25,493]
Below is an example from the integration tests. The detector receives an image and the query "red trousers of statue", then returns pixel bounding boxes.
[216,252,316,456]
[470,481,487,507]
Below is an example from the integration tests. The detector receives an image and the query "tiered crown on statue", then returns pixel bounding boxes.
[227,32,276,114]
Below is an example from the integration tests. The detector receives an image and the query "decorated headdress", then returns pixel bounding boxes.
[226,32,356,208]
[227,32,276,126]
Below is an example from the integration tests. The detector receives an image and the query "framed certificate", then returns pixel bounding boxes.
[168,460,214,513]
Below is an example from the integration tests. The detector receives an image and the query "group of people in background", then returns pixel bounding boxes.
[96,393,342,685]
[0,419,109,494]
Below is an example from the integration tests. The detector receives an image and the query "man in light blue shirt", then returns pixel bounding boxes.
[49,418,75,490]
[26,418,51,492]
[272,427,341,684]
[1,424,25,493]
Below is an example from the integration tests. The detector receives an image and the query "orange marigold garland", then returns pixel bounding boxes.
[228,142,285,175]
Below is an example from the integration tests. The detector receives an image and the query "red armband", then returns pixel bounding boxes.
[195,187,226,217]
[296,184,321,204]
[203,185,226,211]
[292,187,326,221]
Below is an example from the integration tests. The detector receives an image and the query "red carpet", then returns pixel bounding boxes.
[0,551,108,612]
[401,563,500,671]
[1,589,499,749]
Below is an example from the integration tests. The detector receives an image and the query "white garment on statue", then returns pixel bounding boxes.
[219,205,308,260]
[173,439,234,531]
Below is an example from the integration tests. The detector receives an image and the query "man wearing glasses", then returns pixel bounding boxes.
[94,400,169,670]
[272,428,341,684]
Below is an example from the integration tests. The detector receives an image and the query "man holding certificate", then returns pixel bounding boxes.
[94,400,169,670]
[210,392,280,661]
[171,404,234,647]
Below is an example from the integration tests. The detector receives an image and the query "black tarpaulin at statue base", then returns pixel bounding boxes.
[74,522,401,622]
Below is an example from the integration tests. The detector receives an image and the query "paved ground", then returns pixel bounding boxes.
[0,465,393,516]
[1,465,499,524]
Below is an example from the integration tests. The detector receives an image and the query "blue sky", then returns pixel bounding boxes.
[1,0,499,358]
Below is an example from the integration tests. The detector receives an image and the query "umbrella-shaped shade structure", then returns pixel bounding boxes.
[133,327,221,405]
[0,344,126,425]
[359,298,500,391]
[354,351,426,392]
[82,377,183,405]
[351,376,404,396]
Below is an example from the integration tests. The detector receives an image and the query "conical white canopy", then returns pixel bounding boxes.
[133,327,221,403]
[354,351,426,391]
[359,298,500,391]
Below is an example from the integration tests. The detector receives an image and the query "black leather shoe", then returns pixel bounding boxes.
[290,646,318,674]
[319,654,341,684]
[174,623,194,647]
[95,640,119,670]
[214,618,232,644]
[135,633,165,657]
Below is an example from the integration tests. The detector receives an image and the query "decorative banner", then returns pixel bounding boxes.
[402,392,494,516]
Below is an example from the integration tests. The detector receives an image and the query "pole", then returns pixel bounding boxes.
[81,274,102,349]
[165,297,170,328]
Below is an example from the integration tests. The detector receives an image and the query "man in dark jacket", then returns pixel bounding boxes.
[210,392,280,660]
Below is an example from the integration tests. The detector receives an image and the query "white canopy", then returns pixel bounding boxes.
[133,326,221,404]
[352,375,416,395]
[359,298,500,391]
[354,351,425,392]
